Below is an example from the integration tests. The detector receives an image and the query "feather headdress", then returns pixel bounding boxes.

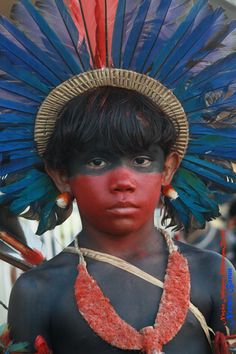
[0,0,236,235]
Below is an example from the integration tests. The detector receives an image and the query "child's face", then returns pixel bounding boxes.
[66,139,175,235]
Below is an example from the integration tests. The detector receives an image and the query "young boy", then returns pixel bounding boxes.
[0,0,236,353]
[7,88,236,354]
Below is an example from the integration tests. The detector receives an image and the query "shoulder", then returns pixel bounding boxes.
[8,251,79,344]
[176,240,234,275]
[10,250,78,304]
[176,240,236,333]
[175,240,236,295]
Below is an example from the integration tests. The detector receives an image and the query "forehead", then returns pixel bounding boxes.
[74,136,164,156]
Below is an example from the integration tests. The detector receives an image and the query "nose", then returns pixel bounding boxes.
[109,167,137,193]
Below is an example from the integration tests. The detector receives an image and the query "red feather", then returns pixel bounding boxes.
[35,335,52,354]
[65,0,118,68]
[0,325,11,347]
[0,231,44,266]
[214,332,229,354]
[106,0,119,66]
[22,248,45,266]
[65,0,96,66]
[95,0,106,67]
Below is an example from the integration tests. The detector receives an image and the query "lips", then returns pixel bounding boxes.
[107,201,139,216]
[108,201,139,209]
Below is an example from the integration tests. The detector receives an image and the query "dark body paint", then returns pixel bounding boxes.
[8,142,236,353]
[8,235,236,354]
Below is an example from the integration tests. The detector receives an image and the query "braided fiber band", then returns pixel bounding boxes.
[35,68,189,159]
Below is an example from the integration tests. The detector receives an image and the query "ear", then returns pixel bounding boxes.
[161,151,180,186]
[45,165,72,193]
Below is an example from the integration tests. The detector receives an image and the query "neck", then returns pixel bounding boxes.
[77,222,166,260]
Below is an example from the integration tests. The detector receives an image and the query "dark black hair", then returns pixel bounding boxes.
[43,86,181,229]
[44,87,176,171]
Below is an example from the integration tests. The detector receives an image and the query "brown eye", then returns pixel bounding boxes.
[87,158,108,169]
[133,157,152,167]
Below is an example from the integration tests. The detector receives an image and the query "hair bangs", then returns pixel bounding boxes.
[44,87,176,172]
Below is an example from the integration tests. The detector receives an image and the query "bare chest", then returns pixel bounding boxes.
[48,259,213,354]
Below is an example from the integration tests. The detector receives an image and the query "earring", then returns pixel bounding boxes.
[162,185,178,200]
[56,192,73,209]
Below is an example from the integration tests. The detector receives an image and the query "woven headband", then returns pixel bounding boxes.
[35,69,188,159]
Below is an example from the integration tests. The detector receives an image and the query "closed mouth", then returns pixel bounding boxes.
[108,201,139,209]
[107,201,139,215]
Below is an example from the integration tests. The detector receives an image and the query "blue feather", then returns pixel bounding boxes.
[0,99,38,113]
[159,8,224,84]
[10,175,56,214]
[189,124,236,138]
[0,127,34,141]
[176,190,210,213]
[122,0,152,69]
[0,141,35,152]
[133,0,173,72]
[0,31,59,87]
[0,148,38,161]
[184,155,236,175]
[169,198,190,227]
[55,0,91,71]
[149,0,206,78]
[0,80,43,103]
[187,147,236,160]
[0,15,68,82]
[184,69,236,101]
[142,0,194,74]
[181,159,236,191]
[0,86,40,106]
[175,189,208,225]
[0,55,50,94]
[0,169,43,194]
[0,193,12,204]
[180,83,236,113]
[174,168,220,213]
[21,0,82,75]
[0,157,41,175]
[188,136,236,150]
[186,91,236,116]
[179,52,236,97]
[10,0,67,67]
[37,0,91,71]
[0,113,34,125]
[166,20,236,86]
[112,0,126,67]
[36,200,56,235]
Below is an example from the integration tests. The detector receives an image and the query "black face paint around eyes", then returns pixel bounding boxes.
[67,147,165,177]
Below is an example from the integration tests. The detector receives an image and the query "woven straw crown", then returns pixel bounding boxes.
[35,69,189,159]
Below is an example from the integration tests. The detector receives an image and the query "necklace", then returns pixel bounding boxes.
[74,231,190,354]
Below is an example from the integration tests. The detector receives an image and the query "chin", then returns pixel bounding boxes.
[97,219,148,237]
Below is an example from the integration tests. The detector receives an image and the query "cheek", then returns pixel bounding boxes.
[69,172,163,209]
[137,174,163,210]
[69,171,163,233]
[69,174,110,218]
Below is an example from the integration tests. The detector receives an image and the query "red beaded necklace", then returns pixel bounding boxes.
[74,232,190,354]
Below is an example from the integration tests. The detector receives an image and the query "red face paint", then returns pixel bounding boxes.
[69,166,163,236]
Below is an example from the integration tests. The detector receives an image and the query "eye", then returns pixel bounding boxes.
[87,158,108,169]
[132,156,152,167]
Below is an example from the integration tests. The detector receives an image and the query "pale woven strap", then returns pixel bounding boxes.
[64,246,214,348]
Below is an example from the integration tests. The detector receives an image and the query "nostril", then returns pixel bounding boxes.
[109,168,137,192]
[110,180,136,192]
